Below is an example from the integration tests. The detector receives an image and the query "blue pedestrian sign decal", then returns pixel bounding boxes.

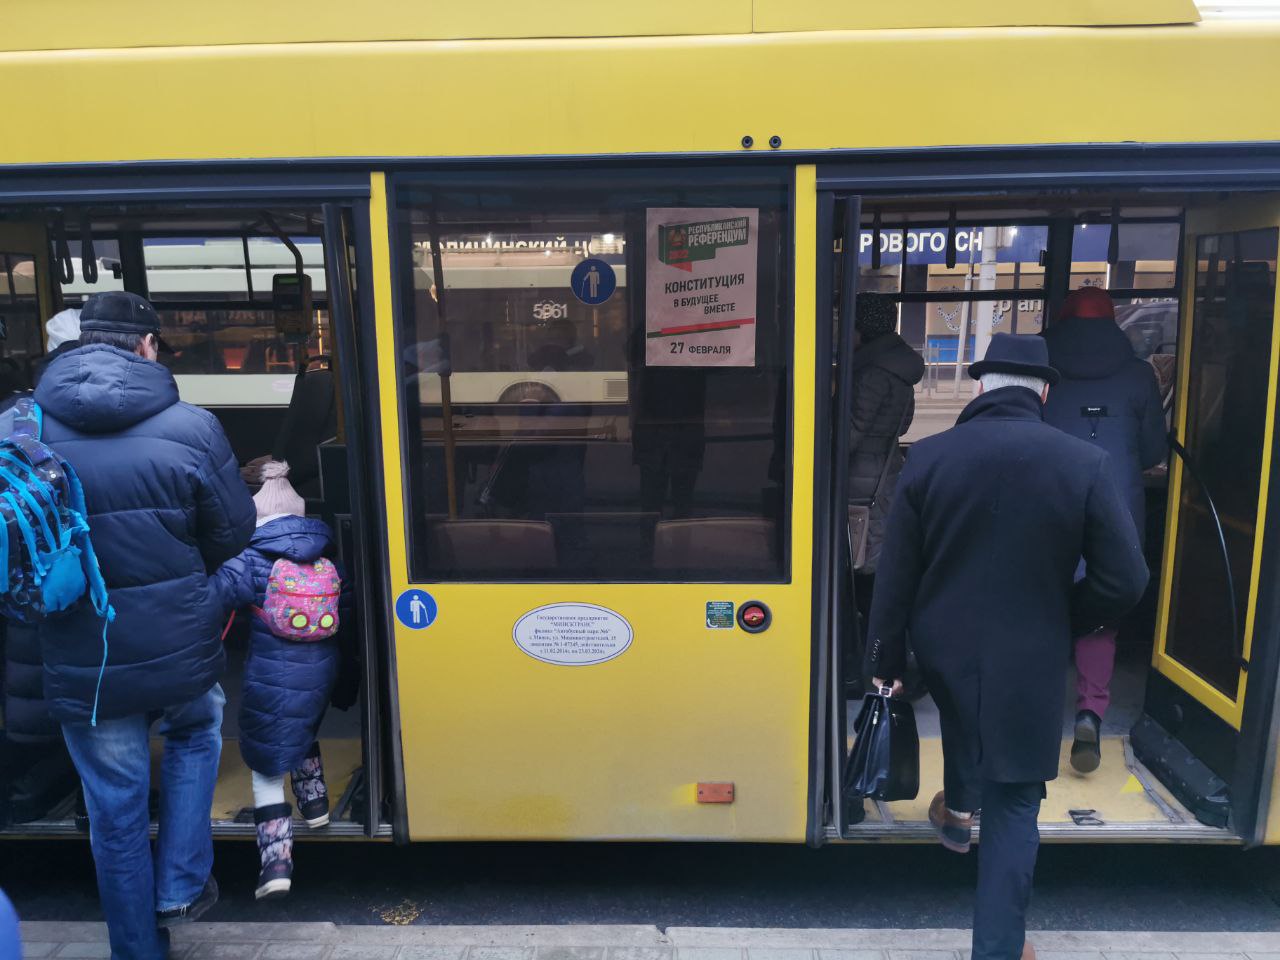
[395,589,438,630]
[571,258,616,305]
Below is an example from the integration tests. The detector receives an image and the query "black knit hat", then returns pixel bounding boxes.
[855,292,897,341]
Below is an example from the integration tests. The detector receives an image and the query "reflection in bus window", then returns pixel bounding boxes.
[394,173,793,582]
[0,252,42,398]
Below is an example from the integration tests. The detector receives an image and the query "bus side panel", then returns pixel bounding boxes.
[2,25,1280,165]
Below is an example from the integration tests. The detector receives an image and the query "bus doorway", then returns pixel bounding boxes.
[825,189,1280,843]
[0,200,390,839]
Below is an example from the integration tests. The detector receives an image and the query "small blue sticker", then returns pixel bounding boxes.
[395,589,438,630]
[570,258,617,305]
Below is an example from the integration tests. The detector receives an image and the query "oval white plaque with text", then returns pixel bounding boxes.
[513,603,633,666]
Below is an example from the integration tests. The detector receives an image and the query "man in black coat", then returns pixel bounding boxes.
[35,292,255,960]
[867,333,1149,960]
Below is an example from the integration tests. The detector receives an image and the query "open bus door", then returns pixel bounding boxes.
[1136,197,1280,839]
[0,222,54,393]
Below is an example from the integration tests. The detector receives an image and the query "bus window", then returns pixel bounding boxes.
[143,236,329,383]
[0,252,43,393]
[60,232,333,404]
[1069,221,1181,364]
[856,222,1049,441]
[394,172,793,582]
[58,238,125,303]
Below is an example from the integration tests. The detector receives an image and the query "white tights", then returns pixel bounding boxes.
[251,769,287,809]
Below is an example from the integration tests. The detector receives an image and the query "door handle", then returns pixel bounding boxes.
[1168,430,1246,670]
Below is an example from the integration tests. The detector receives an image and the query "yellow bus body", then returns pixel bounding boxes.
[4,3,1280,843]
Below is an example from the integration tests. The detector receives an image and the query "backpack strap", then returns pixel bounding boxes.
[3,491,46,578]
[0,458,59,552]
[0,500,10,594]
[9,398,41,441]
[61,460,111,620]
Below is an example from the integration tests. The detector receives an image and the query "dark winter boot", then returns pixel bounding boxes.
[291,742,330,828]
[254,802,293,900]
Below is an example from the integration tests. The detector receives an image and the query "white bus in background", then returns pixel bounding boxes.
[62,238,628,408]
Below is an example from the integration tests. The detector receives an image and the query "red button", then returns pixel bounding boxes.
[742,605,765,627]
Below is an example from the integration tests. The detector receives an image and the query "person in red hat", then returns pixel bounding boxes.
[1043,287,1167,773]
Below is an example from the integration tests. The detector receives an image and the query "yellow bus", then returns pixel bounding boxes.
[3,0,1280,847]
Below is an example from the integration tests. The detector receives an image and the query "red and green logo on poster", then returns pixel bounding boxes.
[657,216,751,272]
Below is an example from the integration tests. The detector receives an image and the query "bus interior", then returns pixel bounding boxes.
[0,202,388,837]
[832,187,1276,842]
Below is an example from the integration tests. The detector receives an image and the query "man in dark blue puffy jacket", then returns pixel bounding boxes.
[35,291,255,960]
[1044,286,1167,775]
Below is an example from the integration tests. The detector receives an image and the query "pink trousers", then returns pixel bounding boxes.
[1074,626,1118,718]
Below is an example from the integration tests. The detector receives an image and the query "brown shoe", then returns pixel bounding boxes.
[928,790,973,854]
[1022,941,1036,960]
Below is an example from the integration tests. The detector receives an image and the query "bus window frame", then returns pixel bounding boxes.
[386,166,798,586]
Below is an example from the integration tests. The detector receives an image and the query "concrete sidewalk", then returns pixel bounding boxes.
[18,923,1280,960]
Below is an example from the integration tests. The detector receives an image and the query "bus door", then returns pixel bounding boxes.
[373,168,816,841]
[1136,197,1280,835]
[0,222,54,394]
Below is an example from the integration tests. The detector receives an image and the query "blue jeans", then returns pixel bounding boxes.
[62,684,224,960]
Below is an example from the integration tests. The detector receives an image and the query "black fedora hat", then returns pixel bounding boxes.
[968,332,1060,385]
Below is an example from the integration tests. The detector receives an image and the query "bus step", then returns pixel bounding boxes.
[1130,714,1230,829]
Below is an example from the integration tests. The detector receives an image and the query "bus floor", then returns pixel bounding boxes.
[1,643,367,839]
[842,648,1234,842]
[208,641,366,838]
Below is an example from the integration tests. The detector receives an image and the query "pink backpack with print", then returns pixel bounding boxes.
[256,557,341,641]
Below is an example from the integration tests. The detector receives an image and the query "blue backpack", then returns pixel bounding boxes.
[0,398,115,720]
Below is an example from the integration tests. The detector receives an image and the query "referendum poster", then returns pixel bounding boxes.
[645,207,758,367]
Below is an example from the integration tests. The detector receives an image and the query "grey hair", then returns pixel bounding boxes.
[979,372,1048,394]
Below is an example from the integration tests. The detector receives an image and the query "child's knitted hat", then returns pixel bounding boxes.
[253,460,306,520]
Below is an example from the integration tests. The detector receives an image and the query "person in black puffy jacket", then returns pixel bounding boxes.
[1043,286,1167,775]
[848,293,925,570]
[844,293,925,698]
[213,461,342,902]
[35,292,255,959]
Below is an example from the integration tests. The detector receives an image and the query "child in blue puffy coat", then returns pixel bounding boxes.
[214,461,343,901]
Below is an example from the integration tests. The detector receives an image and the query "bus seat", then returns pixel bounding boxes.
[427,520,557,573]
[652,518,776,575]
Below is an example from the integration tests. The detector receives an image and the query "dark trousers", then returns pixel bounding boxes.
[973,779,1044,960]
[921,667,982,814]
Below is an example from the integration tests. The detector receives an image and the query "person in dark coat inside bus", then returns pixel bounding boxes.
[844,292,924,692]
[848,293,925,571]
[867,334,1149,960]
[1043,286,1167,774]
